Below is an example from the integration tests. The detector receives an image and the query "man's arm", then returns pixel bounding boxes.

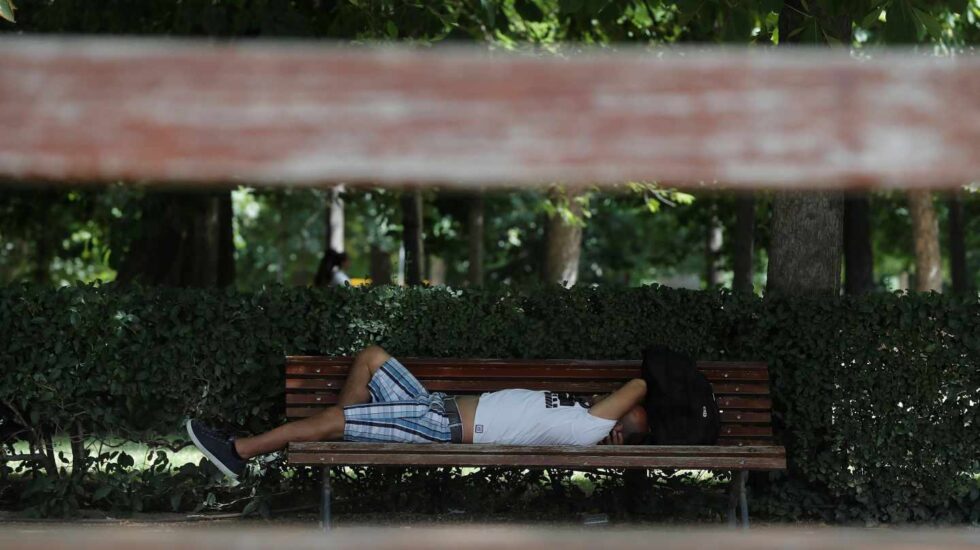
[588,378,646,421]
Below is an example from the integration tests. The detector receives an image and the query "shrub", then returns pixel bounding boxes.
[0,284,977,522]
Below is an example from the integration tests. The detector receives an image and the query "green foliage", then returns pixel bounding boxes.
[0,188,125,286]
[1,285,977,522]
[6,440,290,518]
[0,0,15,23]
[9,0,487,41]
[232,187,330,288]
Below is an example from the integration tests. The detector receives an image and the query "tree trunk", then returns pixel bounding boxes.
[843,194,874,295]
[767,191,843,296]
[428,256,447,286]
[947,190,969,293]
[116,190,236,287]
[369,244,392,286]
[401,190,424,286]
[69,422,87,478]
[897,271,910,291]
[732,193,755,293]
[467,192,485,287]
[326,185,345,253]
[544,187,583,288]
[115,192,179,285]
[766,0,847,298]
[908,190,942,292]
[187,193,220,286]
[705,204,724,288]
[217,192,235,287]
[41,431,57,477]
[33,230,51,284]
[313,185,345,287]
[30,189,56,285]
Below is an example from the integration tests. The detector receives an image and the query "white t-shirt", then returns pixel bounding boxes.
[472,389,617,446]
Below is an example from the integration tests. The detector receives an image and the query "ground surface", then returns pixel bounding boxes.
[0,521,978,550]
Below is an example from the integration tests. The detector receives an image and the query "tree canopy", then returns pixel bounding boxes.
[1,0,978,293]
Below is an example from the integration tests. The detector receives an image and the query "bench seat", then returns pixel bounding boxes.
[289,442,786,470]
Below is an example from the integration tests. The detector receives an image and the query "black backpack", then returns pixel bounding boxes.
[639,346,720,445]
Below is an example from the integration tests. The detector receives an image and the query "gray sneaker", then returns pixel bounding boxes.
[186,419,246,480]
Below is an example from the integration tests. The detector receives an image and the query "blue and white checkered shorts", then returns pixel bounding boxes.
[342,356,453,443]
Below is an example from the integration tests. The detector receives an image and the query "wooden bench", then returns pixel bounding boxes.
[285,356,786,530]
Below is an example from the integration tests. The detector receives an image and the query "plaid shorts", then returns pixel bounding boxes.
[342,356,456,443]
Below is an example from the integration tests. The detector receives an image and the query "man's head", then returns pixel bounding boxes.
[600,404,650,445]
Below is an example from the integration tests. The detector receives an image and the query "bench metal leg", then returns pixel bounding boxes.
[726,470,749,529]
[320,466,332,532]
[738,471,749,527]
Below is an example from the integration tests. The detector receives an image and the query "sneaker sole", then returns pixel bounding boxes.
[185,419,240,483]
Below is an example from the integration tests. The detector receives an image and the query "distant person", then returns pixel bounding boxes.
[314,249,350,287]
[186,346,649,480]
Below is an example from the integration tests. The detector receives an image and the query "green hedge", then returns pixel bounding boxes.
[1,284,978,522]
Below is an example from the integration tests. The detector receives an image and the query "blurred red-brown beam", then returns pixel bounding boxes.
[1,38,978,190]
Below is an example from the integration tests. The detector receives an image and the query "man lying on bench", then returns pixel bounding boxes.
[187,345,649,480]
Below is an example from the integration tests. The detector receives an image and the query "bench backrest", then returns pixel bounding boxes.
[285,357,774,447]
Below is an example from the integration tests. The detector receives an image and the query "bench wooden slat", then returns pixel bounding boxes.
[291,442,785,457]
[719,425,772,437]
[286,368,770,382]
[287,394,338,405]
[287,443,785,470]
[286,401,775,416]
[284,410,775,445]
[284,395,772,410]
[285,405,771,428]
[284,378,769,396]
[284,384,769,408]
[716,438,774,447]
[710,382,769,394]
[286,397,773,412]
[715,396,771,410]
[287,357,768,368]
[289,405,786,417]
[289,453,785,469]
[285,380,769,396]
[285,358,769,381]
[720,411,771,423]
[286,379,628,392]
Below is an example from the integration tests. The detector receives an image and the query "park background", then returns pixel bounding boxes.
[1,0,978,526]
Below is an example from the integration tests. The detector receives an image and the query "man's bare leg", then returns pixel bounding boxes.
[336,345,391,406]
[233,346,392,459]
[234,407,344,459]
